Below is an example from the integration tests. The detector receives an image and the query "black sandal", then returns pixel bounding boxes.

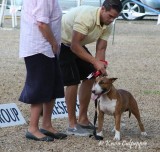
[26,131,54,142]
[40,128,67,139]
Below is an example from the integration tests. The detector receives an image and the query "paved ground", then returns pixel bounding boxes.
[0,17,160,152]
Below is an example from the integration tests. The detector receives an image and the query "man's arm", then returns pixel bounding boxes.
[95,38,107,61]
[70,30,106,74]
[37,22,59,54]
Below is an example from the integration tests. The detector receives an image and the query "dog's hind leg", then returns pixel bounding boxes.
[130,102,147,136]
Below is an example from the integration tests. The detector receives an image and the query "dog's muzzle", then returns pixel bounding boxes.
[92,88,107,96]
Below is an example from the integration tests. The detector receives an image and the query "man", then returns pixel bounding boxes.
[59,0,122,136]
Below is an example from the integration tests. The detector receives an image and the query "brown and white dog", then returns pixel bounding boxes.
[91,76,147,140]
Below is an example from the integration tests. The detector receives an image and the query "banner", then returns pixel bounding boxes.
[0,103,26,127]
[52,98,79,119]
[0,98,80,127]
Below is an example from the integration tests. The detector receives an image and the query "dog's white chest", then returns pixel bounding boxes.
[99,96,117,115]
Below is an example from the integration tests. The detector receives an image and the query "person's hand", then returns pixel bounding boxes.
[52,42,59,54]
[93,60,108,75]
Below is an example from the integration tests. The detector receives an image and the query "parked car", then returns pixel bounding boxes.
[59,0,160,20]
[121,0,160,20]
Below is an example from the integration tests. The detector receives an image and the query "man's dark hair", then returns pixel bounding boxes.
[102,0,122,13]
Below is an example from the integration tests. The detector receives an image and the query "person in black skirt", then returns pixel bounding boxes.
[19,0,67,141]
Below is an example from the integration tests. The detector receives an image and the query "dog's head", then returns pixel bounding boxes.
[92,76,117,96]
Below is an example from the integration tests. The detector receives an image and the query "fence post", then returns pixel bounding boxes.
[10,0,18,28]
[0,0,7,27]
[77,0,82,6]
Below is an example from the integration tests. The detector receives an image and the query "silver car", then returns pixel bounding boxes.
[59,0,160,20]
[121,0,160,20]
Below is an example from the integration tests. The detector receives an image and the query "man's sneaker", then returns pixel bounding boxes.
[66,124,91,136]
[78,122,95,130]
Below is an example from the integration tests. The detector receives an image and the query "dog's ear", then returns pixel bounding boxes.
[110,78,118,83]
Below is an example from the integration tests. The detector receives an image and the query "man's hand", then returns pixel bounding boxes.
[93,60,108,75]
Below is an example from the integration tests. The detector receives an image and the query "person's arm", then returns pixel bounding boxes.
[70,30,106,74]
[95,38,108,74]
[95,38,107,61]
[37,22,59,54]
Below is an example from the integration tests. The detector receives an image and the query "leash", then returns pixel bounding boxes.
[93,97,103,140]
[87,59,108,140]
[92,87,112,140]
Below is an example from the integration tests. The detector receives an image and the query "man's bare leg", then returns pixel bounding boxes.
[65,85,78,128]
[78,79,95,125]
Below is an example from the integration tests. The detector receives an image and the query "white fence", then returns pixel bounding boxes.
[0,0,22,28]
[0,0,103,28]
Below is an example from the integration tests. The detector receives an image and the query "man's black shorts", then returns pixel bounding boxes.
[59,43,95,86]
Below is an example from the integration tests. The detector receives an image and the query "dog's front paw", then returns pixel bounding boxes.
[97,131,104,137]
[94,131,103,140]
[141,132,147,136]
[113,136,120,141]
[113,130,120,141]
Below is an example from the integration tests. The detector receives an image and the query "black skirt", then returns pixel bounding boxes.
[19,54,64,104]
